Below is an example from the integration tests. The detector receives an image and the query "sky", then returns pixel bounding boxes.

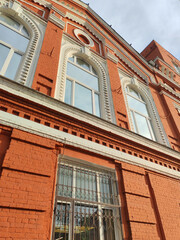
[84,0,180,60]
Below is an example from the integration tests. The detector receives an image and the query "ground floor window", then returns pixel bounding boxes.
[53,161,122,240]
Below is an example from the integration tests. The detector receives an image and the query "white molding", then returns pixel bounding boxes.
[0,77,179,160]
[0,111,179,180]
[158,82,180,99]
[160,90,180,104]
[119,72,170,146]
[55,34,115,122]
[32,0,52,9]
[0,0,46,87]
[48,13,65,29]
[174,103,180,114]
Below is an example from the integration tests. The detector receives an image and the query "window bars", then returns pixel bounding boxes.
[53,162,122,240]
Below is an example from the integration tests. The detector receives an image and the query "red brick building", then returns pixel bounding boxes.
[0,0,180,239]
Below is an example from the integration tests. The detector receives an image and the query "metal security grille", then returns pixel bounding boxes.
[53,162,122,240]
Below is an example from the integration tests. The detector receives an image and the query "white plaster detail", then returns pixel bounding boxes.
[174,103,180,114]
[1,77,179,160]
[65,12,105,43]
[158,82,180,99]
[74,28,94,47]
[32,0,52,8]
[55,34,114,122]
[0,111,179,180]
[48,13,65,29]
[0,0,46,87]
[119,71,170,146]
[106,50,118,64]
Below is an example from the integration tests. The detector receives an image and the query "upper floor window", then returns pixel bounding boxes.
[0,13,29,80]
[126,86,156,140]
[64,56,101,117]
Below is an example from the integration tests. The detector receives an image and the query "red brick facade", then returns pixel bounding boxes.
[0,0,179,239]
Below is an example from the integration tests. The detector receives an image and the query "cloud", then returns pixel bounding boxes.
[86,0,180,60]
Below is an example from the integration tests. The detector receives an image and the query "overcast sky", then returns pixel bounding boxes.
[85,0,180,60]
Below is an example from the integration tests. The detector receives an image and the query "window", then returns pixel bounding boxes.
[0,13,29,80]
[126,86,155,140]
[53,161,122,240]
[173,62,180,74]
[64,56,100,117]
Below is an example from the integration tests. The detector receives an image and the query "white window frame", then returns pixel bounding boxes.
[119,70,170,146]
[0,0,46,86]
[53,160,122,240]
[55,34,116,123]
[0,13,30,79]
[65,56,100,116]
[126,86,156,140]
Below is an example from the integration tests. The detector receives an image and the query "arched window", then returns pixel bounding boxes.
[64,56,100,116]
[0,13,29,80]
[126,86,156,140]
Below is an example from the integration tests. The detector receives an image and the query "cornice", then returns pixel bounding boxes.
[64,10,155,85]
[48,13,65,29]
[158,82,180,99]
[159,90,180,104]
[32,0,52,8]
[51,0,156,77]
[0,77,180,161]
[154,67,180,90]
[0,111,179,180]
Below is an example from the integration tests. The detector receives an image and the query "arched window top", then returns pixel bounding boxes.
[0,12,30,80]
[65,55,100,116]
[0,13,29,37]
[126,85,156,140]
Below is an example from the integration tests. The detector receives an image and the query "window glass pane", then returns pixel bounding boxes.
[0,14,20,30]
[0,24,29,52]
[74,83,93,114]
[128,88,140,98]
[74,205,99,240]
[99,174,112,204]
[134,112,152,139]
[55,203,70,240]
[76,58,90,71]
[0,43,10,71]
[127,95,148,116]
[5,52,21,80]
[67,62,99,91]
[92,67,97,75]
[68,56,74,62]
[21,26,29,37]
[58,165,73,197]
[76,169,97,201]
[103,209,115,240]
[94,93,100,117]
[65,79,72,104]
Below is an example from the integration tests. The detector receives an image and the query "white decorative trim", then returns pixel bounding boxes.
[74,28,94,47]
[0,0,46,87]
[55,34,114,122]
[0,111,179,180]
[48,13,65,29]
[158,82,180,99]
[159,91,180,104]
[1,77,179,160]
[119,71,170,146]
[174,103,180,114]
[32,0,52,8]
[65,12,105,43]
[106,50,118,64]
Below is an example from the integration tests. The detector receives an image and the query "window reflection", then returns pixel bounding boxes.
[0,13,29,80]
[65,56,100,116]
[126,86,155,140]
